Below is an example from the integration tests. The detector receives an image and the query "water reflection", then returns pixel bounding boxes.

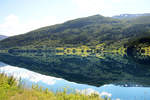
[126,37,150,65]
[0,49,150,87]
[0,62,150,100]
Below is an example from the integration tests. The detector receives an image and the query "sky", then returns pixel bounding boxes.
[0,0,150,36]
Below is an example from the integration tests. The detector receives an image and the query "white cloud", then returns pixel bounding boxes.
[0,14,20,36]
[0,14,62,36]
[110,0,122,3]
[72,0,130,17]
[72,0,107,15]
[72,0,150,17]
[116,98,121,100]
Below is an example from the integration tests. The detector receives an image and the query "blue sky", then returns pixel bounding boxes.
[0,0,150,36]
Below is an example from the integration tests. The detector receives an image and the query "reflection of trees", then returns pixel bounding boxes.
[0,51,150,87]
[141,46,150,56]
[126,37,150,64]
[55,44,127,59]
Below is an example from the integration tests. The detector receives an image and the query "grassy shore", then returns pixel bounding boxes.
[0,73,106,100]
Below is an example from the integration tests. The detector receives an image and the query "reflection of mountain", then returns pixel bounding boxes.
[0,52,150,87]
[0,61,7,67]
[126,37,150,65]
[0,35,8,41]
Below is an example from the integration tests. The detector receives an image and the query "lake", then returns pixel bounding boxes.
[0,50,150,100]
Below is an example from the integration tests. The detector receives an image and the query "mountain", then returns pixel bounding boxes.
[112,13,150,19]
[0,14,150,50]
[0,35,8,41]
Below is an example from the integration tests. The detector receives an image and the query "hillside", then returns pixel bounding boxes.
[0,14,150,50]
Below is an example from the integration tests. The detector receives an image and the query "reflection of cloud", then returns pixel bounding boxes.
[76,88,112,98]
[100,91,112,97]
[0,62,7,67]
[0,65,62,85]
[102,84,114,87]
[76,88,100,95]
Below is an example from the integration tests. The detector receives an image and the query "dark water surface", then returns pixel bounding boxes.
[0,51,150,100]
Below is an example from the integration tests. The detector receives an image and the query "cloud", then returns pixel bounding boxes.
[72,0,150,17]
[75,0,150,14]
[0,14,62,36]
[72,0,129,17]
[0,14,20,36]
[72,0,107,15]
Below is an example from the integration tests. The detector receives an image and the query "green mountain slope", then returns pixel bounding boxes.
[129,16,150,24]
[0,15,150,50]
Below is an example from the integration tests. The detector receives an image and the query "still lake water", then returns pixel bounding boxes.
[0,51,150,100]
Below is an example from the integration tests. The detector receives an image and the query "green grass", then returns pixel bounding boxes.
[0,73,106,100]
